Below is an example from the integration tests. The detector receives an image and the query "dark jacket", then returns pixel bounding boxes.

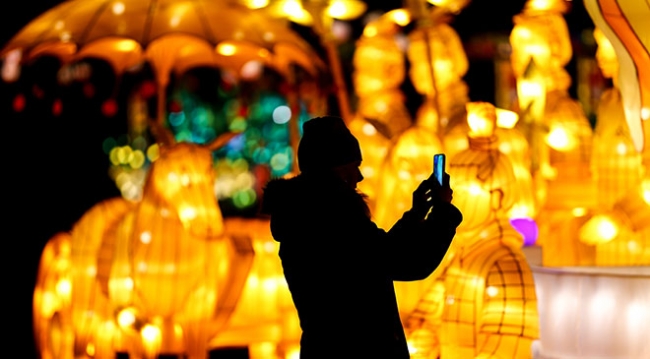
[261,172,462,359]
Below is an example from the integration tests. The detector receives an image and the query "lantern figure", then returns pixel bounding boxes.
[591,27,644,208]
[511,0,597,266]
[33,131,268,358]
[348,11,413,211]
[496,109,538,221]
[403,102,539,358]
[579,180,650,265]
[374,10,468,228]
[407,20,469,136]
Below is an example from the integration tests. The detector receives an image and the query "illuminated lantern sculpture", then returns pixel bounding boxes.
[348,9,413,211]
[575,26,648,266]
[590,27,644,208]
[403,102,539,359]
[579,180,650,265]
[445,108,539,225]
[511,0,597,266]
[373,6,467,228]
[407,8,470,138]
[577,1,650,267]
[32,131,264,359]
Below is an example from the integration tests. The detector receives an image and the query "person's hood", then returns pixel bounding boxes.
[261,173,369,243]
[261,176,301,217]
[261,175,311,243]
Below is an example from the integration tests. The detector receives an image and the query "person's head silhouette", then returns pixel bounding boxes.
[297,116,364,189]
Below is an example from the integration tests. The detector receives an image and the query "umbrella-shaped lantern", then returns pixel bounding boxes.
[4,2,324,358]
[0,0,324,131]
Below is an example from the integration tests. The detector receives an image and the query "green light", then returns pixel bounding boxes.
[252,147,271,164]
[132,136,148,151]
[270,152,290,172]
[176,130,192,142]
[229,116,247,132]
[232,189,256,208]
[102,137,117,154]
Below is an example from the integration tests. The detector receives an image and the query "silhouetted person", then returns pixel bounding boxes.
[261,116,462,358]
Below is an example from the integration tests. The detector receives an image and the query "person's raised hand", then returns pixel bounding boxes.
[431,173,453,204]
[411,178,434,218]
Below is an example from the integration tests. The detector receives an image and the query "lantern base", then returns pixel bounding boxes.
[531,264,650,359]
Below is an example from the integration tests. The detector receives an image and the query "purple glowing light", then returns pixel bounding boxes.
[510,217,538,246]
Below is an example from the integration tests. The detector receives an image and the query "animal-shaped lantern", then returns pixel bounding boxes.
[403,102,539,359]
[32,129,262,359]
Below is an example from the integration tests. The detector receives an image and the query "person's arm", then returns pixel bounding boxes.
[384,174,463,281]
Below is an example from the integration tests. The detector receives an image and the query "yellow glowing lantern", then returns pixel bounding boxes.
[510,5,573,93]
[373,127,444,228]
[351,11,412,136]
[34,128,267,358]
[466,102,496,139]
[496,109,538,219]
[426,0,470,13]
[69,198,134,356]
[349,11,413,211]
[33,233,74,359]
[580,181,650,265]
[512,0,597,267]
[591,26,644,208]
[407,21,469,133]
[408,23,468,97]
[403,102,539,358]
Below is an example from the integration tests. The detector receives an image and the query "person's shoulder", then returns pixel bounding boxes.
[261,175,303,215]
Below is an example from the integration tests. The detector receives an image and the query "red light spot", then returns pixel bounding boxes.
[83,83,95,98]
[52,99,63,116]
[13,94,26,112]
[168,100,182,113]
[102,99,118,117]
[140,81,156,99]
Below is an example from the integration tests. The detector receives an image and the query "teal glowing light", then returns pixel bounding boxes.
[169,111,186,126]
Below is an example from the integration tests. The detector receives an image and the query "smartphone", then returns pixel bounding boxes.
[433,153,446,186]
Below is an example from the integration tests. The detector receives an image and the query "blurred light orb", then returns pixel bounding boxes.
[272,105,291,124]
[240,60,263,80]
[13,93,25,112]
[169,111,186,127]
[2,49,21,82]
[641,107,650,120]
[270,152,290,172]
[102,99,118,117]
[112,2,125,15]
[510,217,539,246]
[52,99,63,116]
[332,20,352,42]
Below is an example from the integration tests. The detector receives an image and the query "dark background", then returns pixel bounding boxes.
[1,1,594,358]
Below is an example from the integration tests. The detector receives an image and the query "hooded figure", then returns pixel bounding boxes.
[262,116,462,358]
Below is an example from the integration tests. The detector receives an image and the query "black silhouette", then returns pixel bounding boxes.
[262,116,462,358]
